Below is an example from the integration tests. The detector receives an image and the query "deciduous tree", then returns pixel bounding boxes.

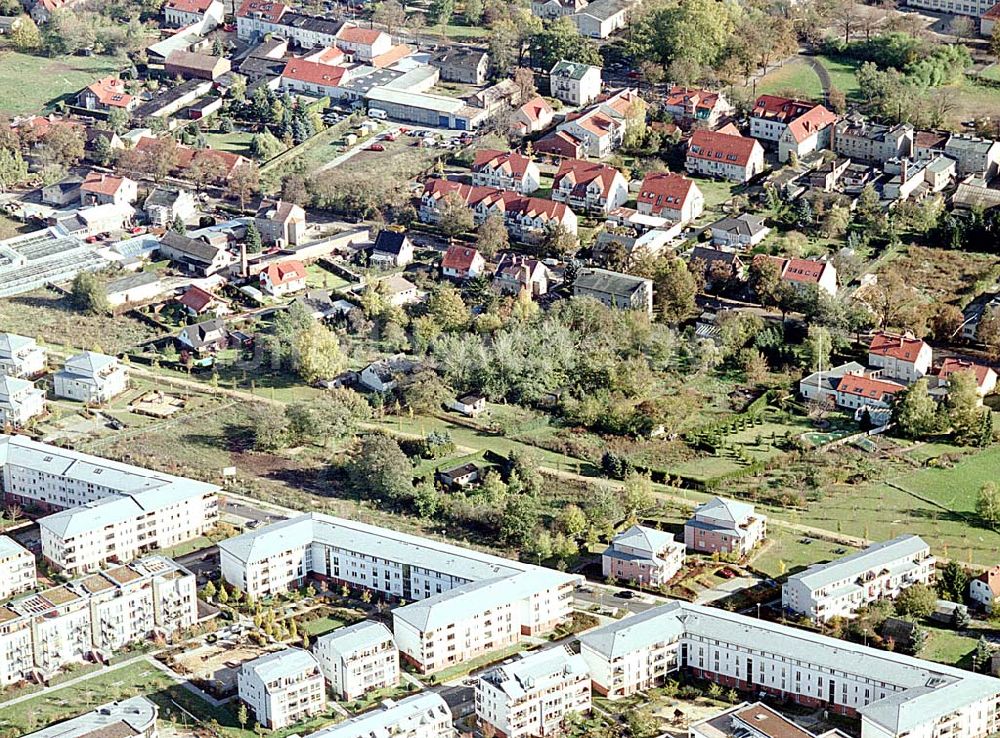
[291,322,346,383]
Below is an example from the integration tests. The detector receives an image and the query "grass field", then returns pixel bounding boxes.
[752,526,859,578]
[0,50,124,116]
[980,65,1000,83]
[814,55,862,101]
[891,445,1000,514]
[204,130,255,157]
[919,626,976,668]
[756,59,824,101]
[881,246,1000,305]
[0,661,174,735]
[305,263,350,290]
[303,615,346,636]
[0,288,159,354]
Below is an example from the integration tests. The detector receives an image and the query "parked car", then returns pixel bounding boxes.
[367,143,385,152]
[614,590,635,600]
[719,568,737,579]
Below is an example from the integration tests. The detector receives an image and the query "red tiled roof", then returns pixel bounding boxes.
[664,86,721,112]
[371,44,412,68]
[786,104,837,144]
[422,178,570,223]
[472,150,534,179]
[575,111,615,138]
[637,172,696,215]
[236,0,286,21]
[534,131,581,158]
[337,26,384,45]
[85,76,132,108]
[165,0,215,13]
[553,158,621,199]
[281,60,348,87]
[688,129,759,167]
[263,260,306,286]
[518,96,552,123]
[983,2,1000,19]
[977,566,1000,597]
[306,46,345,65]
[868,332,929,362]
[779,257,827,284]
[442,245,481,272]
[939,358,994,388]
[837,373,905,401]
[751,95,817,124]
[178,286,218,313]
[81,172,128,196]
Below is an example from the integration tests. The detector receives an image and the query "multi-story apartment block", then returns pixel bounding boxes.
[472,150,542,195]
[0,333,46,378]
[549,60,602,107]
[0,535,35,601]
[904,0,995,18]
[551,159,629,215]
[602,525,684,588]
[309,693,453,738]
[749,95,826,144]
[219,514,580,675]
[579,601,1000,738]
[313,621,398,700]
[0,375,45,427]
[834,115,914,164]
[24,696,158,738]
[782,535,934,622]
[0,435,219,575]
[868,332,933,384]
[476,647,591,738]
[944,134,1000,178]
[636,172,704,224]
[238,648,326,729]
[573,268,654,316]
[0,556,196,684]
[684,497,767,557]
[686,129,765,183]
[53,351,129,404]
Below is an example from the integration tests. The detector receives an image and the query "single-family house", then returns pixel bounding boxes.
[431,48,490,85]
[279,59,351,98]
[574,267,654,316]
[53,351,129,404]
[335,25,392,62]
[177,285,230,317]
[178,318,228,353]
[686,129,765,183]
[637,172,704,223]
[572,0,628,38]
[750,95,829,146]
[381,275,419,307]
[359,356,420,393]
[441,246,486,280]
[868,331,933,383]
[549,60,602,107]
[0,376,45,427]
[144,187,197,227]
[371,231,414,268]
[493,253,550,296]
[472,150,542,195]
[933,358,998,403]
[255,200,307,246]
[80,173,138,208]
[662,86,733,129]
[689,247,746,289]
[511,96,554,136]
[158,231,233,276]
[767,256,838,297]
[710,214,770,248]
[260,260,308,297]
[438,462,482,488]
[450,392,487,417]
[551,159,629,215]
[77,76,136,112]
[971,566,1000,613]
[834,371,905,415]
[777,104,838,163]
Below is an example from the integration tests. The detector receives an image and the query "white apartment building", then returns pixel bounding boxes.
[904,0,995,18]
[476,647,591,738]
[578,601,1000,738]
[238,648,326,729]
[0,535,36,601]
[24,696,158,738]
[868,332,933,384]
[602,525,684,588]
[0,375,45,427]
[53,351,129,404]
[219,514,580,674]
[0,333,46,378]
[0,556,196,684]
[308,693,454,738]
[0,435,219,575]
[782,535,934,622]
[549,60,602,107]
[313,621,398,700]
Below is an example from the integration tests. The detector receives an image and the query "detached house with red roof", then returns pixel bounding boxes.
[77,76,137,113]
[511,96,554,136]
[260,260,308,297]
[471,150,541,195]
[686,129,765,183]
[335,25,393,62]
[933,358,998,403]
[767,255,838,297]
[662,86,733,129]
[441,245,485,280]
[637,172,704,224]
[163,0,223,28]
[280,60,351,99]
[555,89,642,159]
[80,173,138,208]
[551,159,628,215]
[970,566,1000,612]
[750,95,837,162]
[868,331,933,384]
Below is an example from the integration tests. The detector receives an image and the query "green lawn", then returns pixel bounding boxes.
[814,55,862,101]
[204,130,255,157]
[427,642,526,683]
[303,615,346,636]
[438,22,489,41]
[751,526,858,579]
[919,626,977,668]
[305,263,350,290]
[694,179,745,220]
[756,59,824,101]
[0,661,174,735]
[0,50,124,116]
[891,445,1000,514]
[980,64,1000,83]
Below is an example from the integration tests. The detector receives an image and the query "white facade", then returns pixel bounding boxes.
[23,696,157,738]
[476,647,591,738]
[239,648,326,729]
[0,376,45,427]
[308,693,453,738]
[219,514,580,674]
[578,601,1000,738]
[970,568,1000,613]
[472,154,542,195]
[0,334,46,378]
[781,535,935,621]
[53,351,128,404]
[0,436,218,575]
[0,535,35,601]
[1,556,196,683]
[549,61,602,107]
[868,333,933,384]
[313,621,398,700]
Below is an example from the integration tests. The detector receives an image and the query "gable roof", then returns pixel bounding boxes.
[517,95,553,123]
[177,285,219,313]
[182,318,227,347]
[472,149,534,179]
[976,566,1000,597]
[263,259,306,286]
[84,76,133,108]
[160,230,224,263]
[868,332,929,362]
[837,372,905,401]
[236,0,286,20]
[938,358,995,388]
[81,172,130,197]
[663,86,724,113]
[281,59,349,88]
[373,230,410,256]
[786,104,838,143]
[688,129,759,168]
[337,25,385,45]
[441,245,481,272]
[554,158,622,198]
[713,213,767,237]
[751,95,819,125]
[164,0,216,12]
[637,172,697,214]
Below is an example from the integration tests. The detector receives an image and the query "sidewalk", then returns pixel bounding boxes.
[0,653,150,709]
